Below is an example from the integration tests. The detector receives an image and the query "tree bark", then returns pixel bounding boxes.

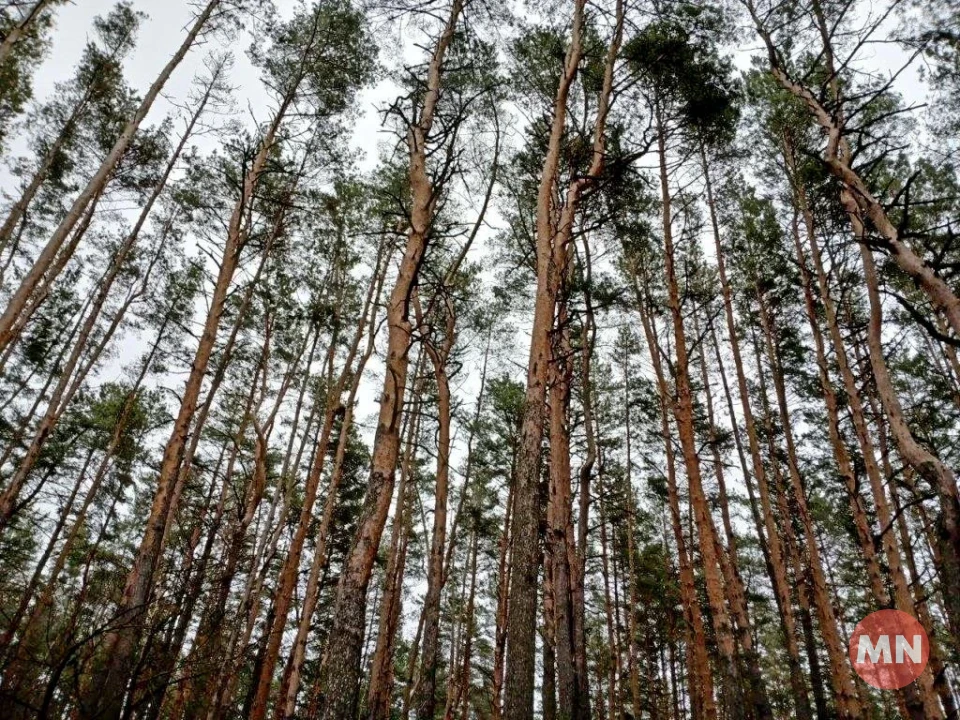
[316,7,461,718]
[366,384,421,720]
[0,0,54,68]
[701,143,820,719]
[633,279,717,720]
[0,0,221,355]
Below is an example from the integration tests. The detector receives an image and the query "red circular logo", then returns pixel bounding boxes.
[849,610,929,689]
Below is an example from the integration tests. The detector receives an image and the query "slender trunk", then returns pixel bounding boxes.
[415,298,457,720]
[0,76,214,530]
[316,7,461,716]
[622,337,643,719]
[543,548,558,720]
[0,0,53,68]
[77,74,297,720]
[574,236,598,720]
[635,288,717,720]
[0,0,221,354]
[547,286,578,720]
[366,391,420,720]
[597,475,620,720]
[656,116,746,719]
[701,144,818,720]
[491,477,514,720]
[860,237,960,654]
[455,527,478,720]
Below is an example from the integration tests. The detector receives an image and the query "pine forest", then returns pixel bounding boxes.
[0,0,959,718]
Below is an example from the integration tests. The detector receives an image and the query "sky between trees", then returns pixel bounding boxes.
[0,1,958,720]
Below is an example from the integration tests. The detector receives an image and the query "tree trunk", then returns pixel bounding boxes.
[860,236,960,659]
[701,144,818,720]
[656,115,747,720]
[415,296,457,720]
[0,71,217,531]
[0,0,54,68]
[0,0,221,354]
[491,476,514,720]
[634,287,717,720]
[366,391,420,720]
[315,8,462,717]
[621,337,643,719]
[76,70,298,720]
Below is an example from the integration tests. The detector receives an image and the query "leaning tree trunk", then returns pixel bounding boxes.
[654,115,749,720]
[702,144,820,720]
[633,281,717,720]
[859,233,960,652]
[367,380,422,720]
[0,72,217,533]
[315,6,461,719]
[0,0,54,68]
[77,78,294,720]
[0,0,221,355]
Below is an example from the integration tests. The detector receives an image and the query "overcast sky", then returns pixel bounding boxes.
[20,0,413,448]
[21,0,930,464]
[32,0,395,170]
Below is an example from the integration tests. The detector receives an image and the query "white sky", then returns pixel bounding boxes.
[31,0,393,168]
[25,0,414,443]
[15,0,945,652]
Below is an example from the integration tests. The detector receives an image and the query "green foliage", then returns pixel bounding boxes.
[624,5,740,145]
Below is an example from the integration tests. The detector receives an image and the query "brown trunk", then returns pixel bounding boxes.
[655,114,746,719]
[543,546,559,720]
[547,285,579,720]
[860,237,960,666]
[143,313,295,720]
[701,144,818,719]
[0,72,217,531]
[504,1,586,713]
[574,236,599,720]
[634,284,717,720]
[597,474,620,720]
[456,527,478,720]
[316,7,461,717]
[414,294,457,720]
[491,475,514,720]
[366,392,420,720]
[0,0,222,355]
[0,0,54,67]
